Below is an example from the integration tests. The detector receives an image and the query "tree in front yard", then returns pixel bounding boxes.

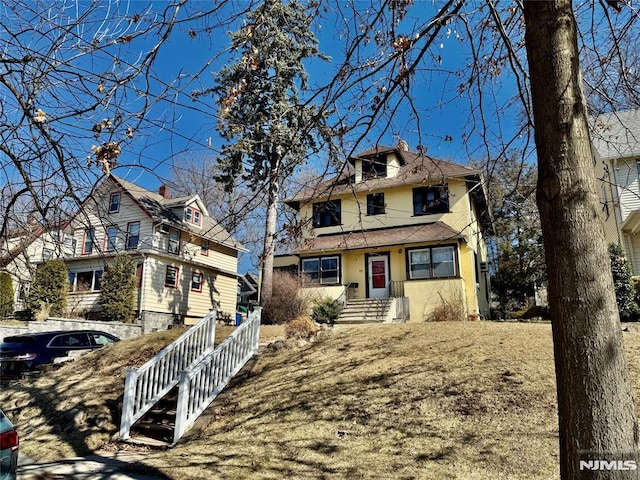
[99,254,136,323]
[211,0,332,305]
[26,259,68,317]
[608,244,639,321]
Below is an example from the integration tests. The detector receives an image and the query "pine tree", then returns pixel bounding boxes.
[99,255,136,323]
[485,156,546,315]
[214,0,330,304]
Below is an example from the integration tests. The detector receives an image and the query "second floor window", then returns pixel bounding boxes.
[367,193,385,215]
[201,240,209,256]
[105,226,117,252]
[82,228,96,254]
[109,192,121,213]
[312,200,341,228]
[126,222,140,250]
[413,185,449,215]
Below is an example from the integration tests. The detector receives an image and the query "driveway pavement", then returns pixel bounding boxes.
[18,451,170,479]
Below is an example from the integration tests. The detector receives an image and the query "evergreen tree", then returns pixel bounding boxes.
[213,0,330,304]
[484,156,546,315]
[99,255,136,323]
[608,244,638,321]
[0,271,14,318]
[27,259,68,316]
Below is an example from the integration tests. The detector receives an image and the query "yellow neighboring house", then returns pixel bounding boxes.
[275,144,493,322]
[2,175,244,325]
[592,109,640,273]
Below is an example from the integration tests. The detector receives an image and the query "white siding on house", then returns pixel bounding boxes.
[140,255,237,323]
[613,159,640,224]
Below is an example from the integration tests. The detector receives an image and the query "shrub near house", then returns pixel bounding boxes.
[26,259,69,318]
[0,271,13,318]
[99,254,136,323]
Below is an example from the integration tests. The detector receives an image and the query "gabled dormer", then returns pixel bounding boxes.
[350,144,404,183]
[159,186,209,229]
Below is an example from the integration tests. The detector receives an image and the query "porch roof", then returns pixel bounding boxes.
[295,222,463,254]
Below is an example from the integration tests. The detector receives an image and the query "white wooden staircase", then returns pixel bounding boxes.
[119,308,261,446]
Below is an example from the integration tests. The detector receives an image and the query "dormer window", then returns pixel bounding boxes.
[362,157,387,179]
[185,206,202,226]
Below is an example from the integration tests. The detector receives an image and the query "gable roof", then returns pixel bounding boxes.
[590,109,640,161]
[106,176,244,252]
[285,145,481,206]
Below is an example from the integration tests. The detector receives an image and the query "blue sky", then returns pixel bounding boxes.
[112,1,512,193]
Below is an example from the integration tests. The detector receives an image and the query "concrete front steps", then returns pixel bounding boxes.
[336,298,394,324]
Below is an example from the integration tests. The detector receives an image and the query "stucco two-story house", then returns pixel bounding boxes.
[592,109,640,273]
[275,144,492,322]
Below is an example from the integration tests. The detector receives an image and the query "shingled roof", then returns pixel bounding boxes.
[285,145,481,206]
[109,176,244,251]
[293,222,464,254]
[590,109,640,161]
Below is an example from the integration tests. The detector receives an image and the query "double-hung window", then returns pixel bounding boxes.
[413,185,449,215]
[165,266,179,288]
[302,255,340,284]
[109,192,121,213]
[407,246,456,279]
[191,271,203,292]
[366,193,385,215]
[82,228,96,255]
[126,222,140,250]
[105,226,118,252]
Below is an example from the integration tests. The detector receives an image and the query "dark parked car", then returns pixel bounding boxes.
[0,408,18,480]
[0,330,120,381]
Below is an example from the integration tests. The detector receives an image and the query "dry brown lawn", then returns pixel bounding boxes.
[2,321,640,479]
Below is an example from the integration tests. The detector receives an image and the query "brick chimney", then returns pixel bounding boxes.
[158,185,170,199]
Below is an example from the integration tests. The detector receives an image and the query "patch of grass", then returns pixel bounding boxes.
[5,322,640,479]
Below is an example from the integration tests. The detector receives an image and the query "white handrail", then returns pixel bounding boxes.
[173,308,261,444]
[119,310,217,440]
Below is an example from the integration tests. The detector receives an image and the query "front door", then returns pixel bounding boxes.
[368,255,389,298]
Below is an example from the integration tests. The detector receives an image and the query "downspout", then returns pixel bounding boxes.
[138,254,148,324]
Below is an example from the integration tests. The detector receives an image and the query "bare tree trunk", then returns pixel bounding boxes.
[260,161,280,305]
[523,1,638,478]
